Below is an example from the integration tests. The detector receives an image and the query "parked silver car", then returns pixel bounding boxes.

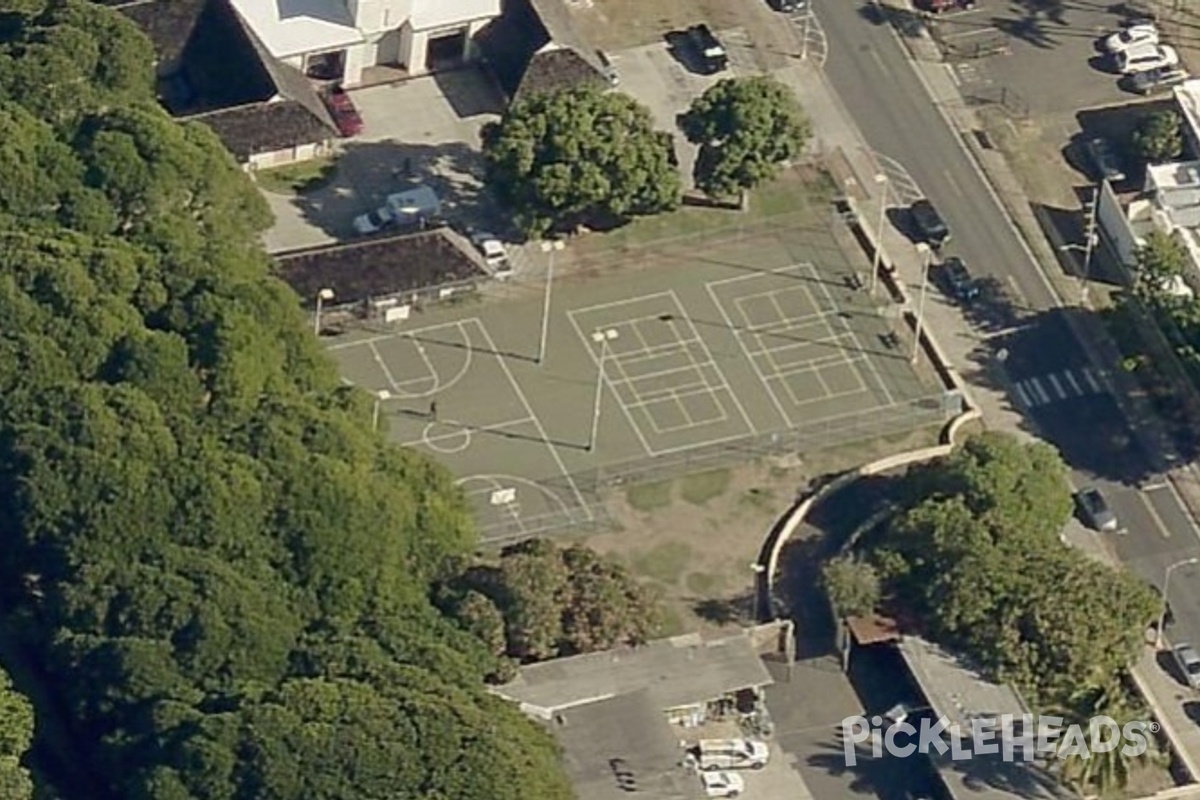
[1174,642,1200,689]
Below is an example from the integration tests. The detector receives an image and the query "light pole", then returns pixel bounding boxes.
[1079,186,1100,305]
[314,287,334,336]
[911,244,932,365]
[870,173,888,297]
[536,240,565,365]
[1157,557,1200,648]
[372,389,392,432]
[587,329,619,452]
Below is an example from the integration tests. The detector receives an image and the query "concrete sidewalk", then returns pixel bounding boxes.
[780,57,1200,793]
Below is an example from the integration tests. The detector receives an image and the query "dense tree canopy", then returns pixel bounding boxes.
[0,3,572,799]
[679,76,810,198]
[866,433,1157,708]
[481,85,681,236]
[442,538,661,668]
[0,667,33,800]
[1131,110,1183,164]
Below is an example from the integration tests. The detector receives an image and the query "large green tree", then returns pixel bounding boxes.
[481,85,681,236]
[0,3,573,799]
[1131,110,1183,164]
[444,539,661,663]
[869,433,1157,707]
[679,75,811,198]
[0,668,33,800]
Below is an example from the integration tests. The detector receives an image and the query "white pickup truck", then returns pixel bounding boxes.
[691,739,769,771]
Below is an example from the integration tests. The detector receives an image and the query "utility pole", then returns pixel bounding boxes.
[588,329,619,451]
[536,240,564,364]
[911,244,931,365]
[870,173,888,297]
[1079,185,1100,306]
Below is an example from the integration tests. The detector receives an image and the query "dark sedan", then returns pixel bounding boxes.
[937,256,980,304]
[1083,137,1126,183]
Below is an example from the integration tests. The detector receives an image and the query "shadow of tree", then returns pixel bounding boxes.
[692,593,757,625]
[287,138,515,242]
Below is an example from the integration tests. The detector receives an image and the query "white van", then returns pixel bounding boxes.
[353,185,441,235]
[1116,43,1178,74]
[692,739,769,771]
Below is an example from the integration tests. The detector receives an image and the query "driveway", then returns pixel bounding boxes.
[260,68,506,253]
[609,28,756,190]
[765,657,938,800]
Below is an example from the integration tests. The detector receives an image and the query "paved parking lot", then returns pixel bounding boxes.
[260,69,505,253]
[929,0,1136,127]
[765,656,939,800]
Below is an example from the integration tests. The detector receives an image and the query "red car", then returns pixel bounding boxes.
[323,87,363,137]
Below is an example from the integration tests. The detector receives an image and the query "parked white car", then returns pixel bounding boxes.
[470,231,511,275]
[1104,23,1158,53]
[352,185,441,235]
[700,771,744,798]
[1116,43,1178,74]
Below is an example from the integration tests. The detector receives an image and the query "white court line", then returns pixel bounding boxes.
[608,362,708,389]
[473,320,591,515]
[569,290,678,316]
[325,319,473,352]
[403,416,537,449]
[810,271,896,407]
[567,312,654,455]
[622,376,711,403]
[616,337,705,365]
[369,341,405,393]
[707,280,793,427]
[653,313,732,428]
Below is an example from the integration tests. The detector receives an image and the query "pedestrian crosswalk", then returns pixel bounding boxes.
[1011,367,1107,408]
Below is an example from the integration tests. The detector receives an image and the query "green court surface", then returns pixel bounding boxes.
[325,223,948,543]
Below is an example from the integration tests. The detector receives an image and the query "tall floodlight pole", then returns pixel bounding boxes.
[911,244,931,365]
[870,173,888,297]
[537,240,565,364]
[314,287,334,336]
[1079,185,1100,305]
[588,329,619,452]
[1157,557,1200,648]
[372,389,392,432]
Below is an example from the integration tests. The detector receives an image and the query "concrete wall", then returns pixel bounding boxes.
[1098,177,1141,269]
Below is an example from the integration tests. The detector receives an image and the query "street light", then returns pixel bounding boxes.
[870,173,888,297]
[1157,556,1200,648]
[536,240,565,365]
[587,329,619,452]
[1079,186,1100,306]
[372,389,392,432]
[911,244,932,365]
[314,287,334,336]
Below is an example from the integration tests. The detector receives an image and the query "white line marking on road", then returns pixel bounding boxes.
[1139,490,1172,538]
[1081,367,1102,393]
[1047,373,1066,400]
[1013,382,1032,407]
[1063,370,1083,395]
[1028,377,1050,405]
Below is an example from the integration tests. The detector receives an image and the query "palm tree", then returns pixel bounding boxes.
[1054,677,1164,798]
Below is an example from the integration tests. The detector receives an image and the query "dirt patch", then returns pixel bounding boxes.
[585,426,942,636]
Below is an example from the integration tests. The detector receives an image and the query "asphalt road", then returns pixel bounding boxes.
[815,1,1200,661]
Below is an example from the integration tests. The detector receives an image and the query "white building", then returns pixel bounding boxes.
[228,0,502,87]
[1175,79,1200,157]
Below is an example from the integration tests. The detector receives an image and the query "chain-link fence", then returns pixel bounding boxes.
[471,394,951,546]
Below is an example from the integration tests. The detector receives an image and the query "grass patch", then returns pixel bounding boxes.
[630,542,693,584]
[654,604,687,637]
[256,157,337,194]
[738,487,778,514]
[572,169,830,260]
[625,480,673,511]
[685,571,725,595]
[680,469,732,506]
